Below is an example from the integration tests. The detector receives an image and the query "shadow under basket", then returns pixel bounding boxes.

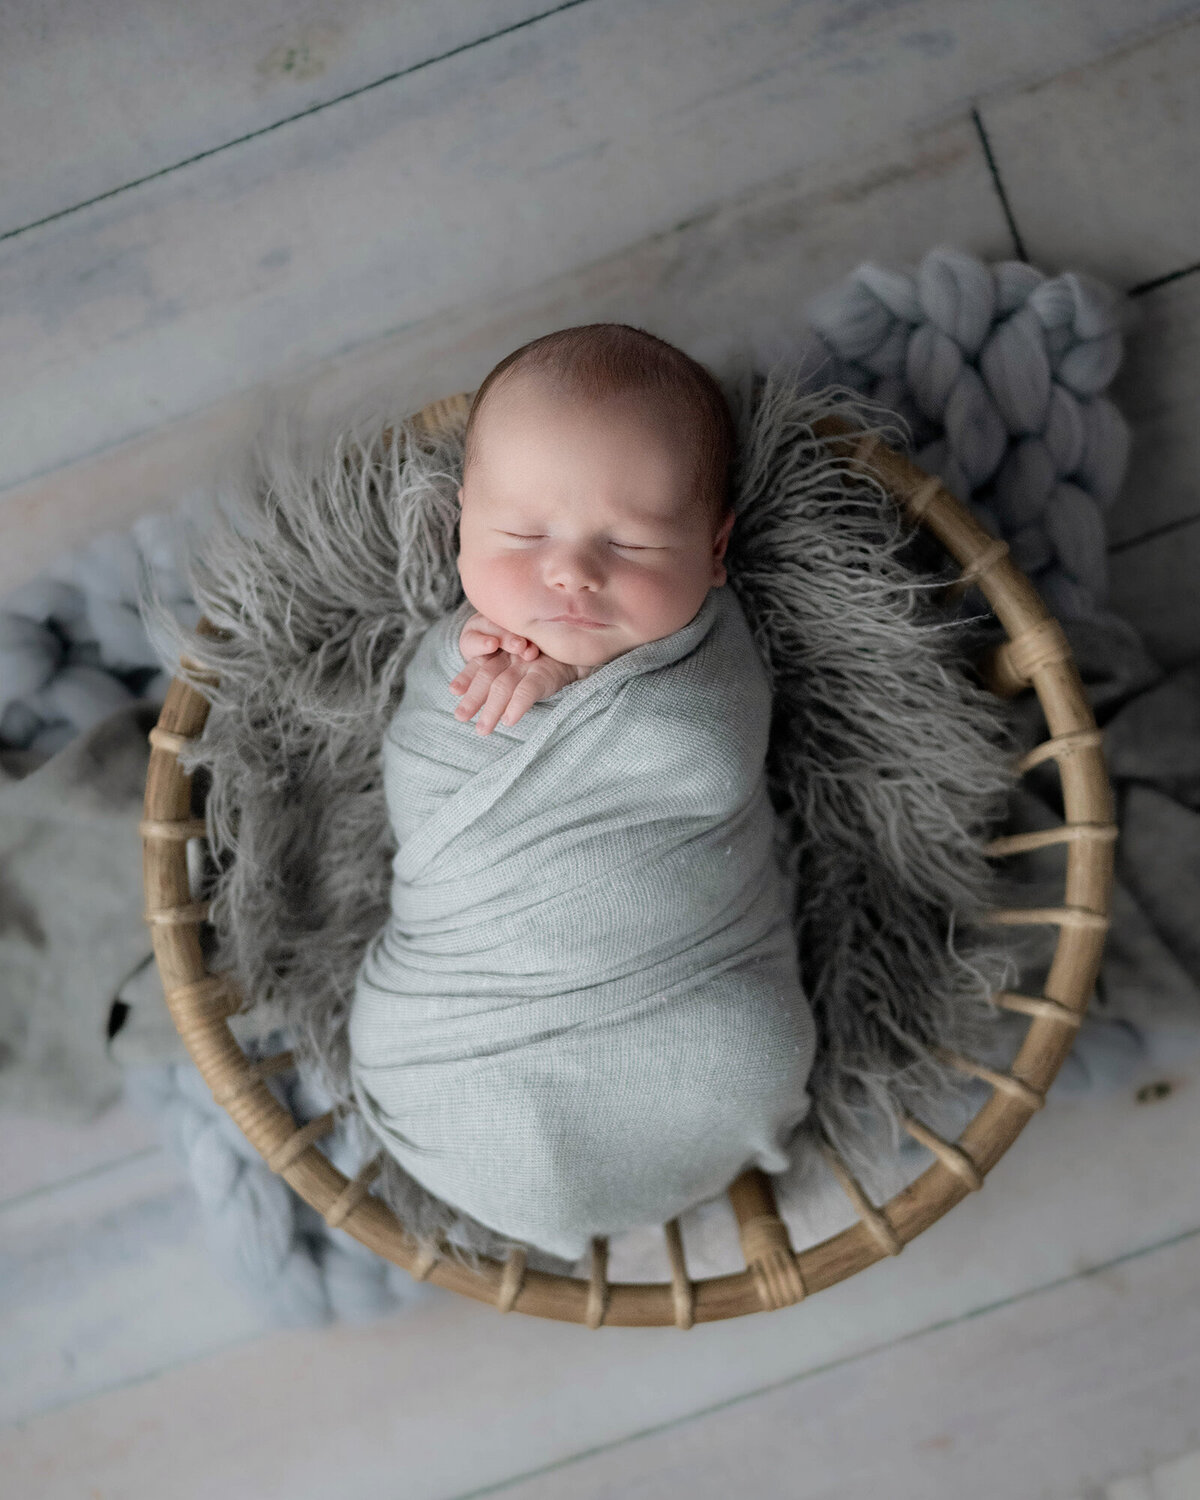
[141,398,1115,1329]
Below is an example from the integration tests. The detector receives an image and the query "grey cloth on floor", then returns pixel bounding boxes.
[0,701,294,1120]
[0,703,170,1121]
[349,586,817,1260]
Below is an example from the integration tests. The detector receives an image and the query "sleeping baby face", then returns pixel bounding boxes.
[456,374,735,670]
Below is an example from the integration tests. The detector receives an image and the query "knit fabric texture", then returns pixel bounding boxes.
[349,586,817,1259]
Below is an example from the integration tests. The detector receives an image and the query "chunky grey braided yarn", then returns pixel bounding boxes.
[122,1045,433,1327]
[0,513,195,754]
[806,244,1130,621]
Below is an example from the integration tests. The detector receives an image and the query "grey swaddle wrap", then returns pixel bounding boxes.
[348,583,816,1260]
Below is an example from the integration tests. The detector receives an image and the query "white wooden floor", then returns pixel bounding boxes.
[3,4,1200,1496]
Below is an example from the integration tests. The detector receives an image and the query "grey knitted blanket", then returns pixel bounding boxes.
[349,586,817,1259]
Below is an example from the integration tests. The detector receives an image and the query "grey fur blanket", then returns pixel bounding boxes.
[149,371,1019,1263]
[349,586,817,1259]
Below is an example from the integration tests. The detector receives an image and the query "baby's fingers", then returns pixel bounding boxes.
[460,626,500,659]
[498,681,546,728]
[451,660,503,721]
[503,633,540,662]
[473,667,538,734]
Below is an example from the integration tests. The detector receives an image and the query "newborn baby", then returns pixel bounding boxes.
[349,324,816,1261]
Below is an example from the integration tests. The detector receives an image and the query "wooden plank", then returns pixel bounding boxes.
[0,0,1193,509]
[978,15,1200,292]
[0,1100,158,1205]
[489,1230,1200,1500]
[0,111,1012,595]
[0,1,558,237]
[1107,270,1200,549]
[0,1150,274,1428]
[2,1050,1197,1497]
[1108,514,1200,671]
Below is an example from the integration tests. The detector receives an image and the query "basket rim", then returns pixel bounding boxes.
[141,399,1115,1328]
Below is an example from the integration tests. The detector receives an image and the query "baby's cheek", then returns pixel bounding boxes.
[621,570,688,633]
[458,553,526,630]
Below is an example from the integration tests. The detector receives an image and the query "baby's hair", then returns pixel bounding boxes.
[461,324,736,529]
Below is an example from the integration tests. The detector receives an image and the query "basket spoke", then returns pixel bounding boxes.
[727,1168,805,1308]
[984,904,1107,930]
[586,1237,610,1329]
[994,990,1083,1028]
[902,1115,983,1191]
[144,899,211,926]
[496,1247,528,1313]
[662,1219,694,1330]
[265,1109,337,1174]
[985,822,1117,856]
[148,726,196,755]
[409,1240,441,1282]
[934,1047,1044,1111]
[1016,728,1103,774]
[324,1157,382,1229]
[817,1140,903,1257]
[139,816,208,840]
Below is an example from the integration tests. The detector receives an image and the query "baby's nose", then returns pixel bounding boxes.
[546,546,605,585]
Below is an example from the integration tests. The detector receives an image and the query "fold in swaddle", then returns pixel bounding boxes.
[348,584,816,1260]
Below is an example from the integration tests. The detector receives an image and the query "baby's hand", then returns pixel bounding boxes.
[459,612,541,665]
[450,648,583,734]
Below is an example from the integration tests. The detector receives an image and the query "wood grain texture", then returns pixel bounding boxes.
[1107,270,1200,547]
[0,1150,273,1428]
[3,1053,1197,1492]
[3,6,1199,1488]
[489,1229,1200,1500]
[0,1,557,236]
[1,0,1194,509]
[979,13,1200,290]
[0,113,1011,595]
[0,1101,158,1205]
[1108,516,1200,670]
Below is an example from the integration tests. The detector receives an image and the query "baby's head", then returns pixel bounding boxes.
[455,324,736,669]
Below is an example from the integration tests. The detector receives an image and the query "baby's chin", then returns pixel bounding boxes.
[528,620,631,666]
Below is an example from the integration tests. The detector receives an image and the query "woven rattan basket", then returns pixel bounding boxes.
[142,397,1114,1328]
